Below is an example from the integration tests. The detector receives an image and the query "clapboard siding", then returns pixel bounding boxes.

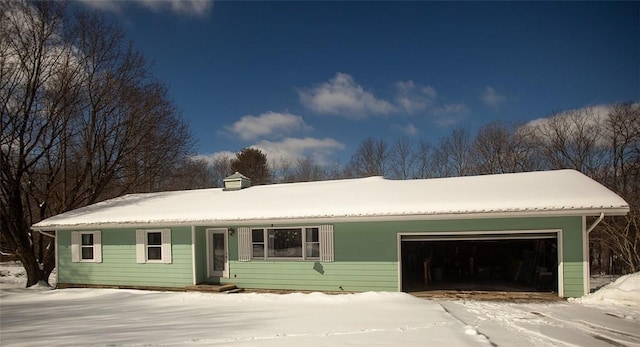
[222,261,398,292]
[58,227,193,288]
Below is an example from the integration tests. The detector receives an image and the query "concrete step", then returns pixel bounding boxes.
[186,283,240,293]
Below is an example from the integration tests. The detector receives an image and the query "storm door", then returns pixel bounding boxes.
[206,229,228,278]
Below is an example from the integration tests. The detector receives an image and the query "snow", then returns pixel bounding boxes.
[573,272,640,308]
[32,169,628,228]
[2,263,639,347]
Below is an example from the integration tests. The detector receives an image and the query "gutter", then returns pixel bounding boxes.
[29,208,629,231]
[586,212,605,234]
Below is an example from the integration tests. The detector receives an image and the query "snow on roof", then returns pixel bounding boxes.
[32,170,629,229]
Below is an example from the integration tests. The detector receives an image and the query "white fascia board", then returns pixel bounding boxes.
[30,207,629,231]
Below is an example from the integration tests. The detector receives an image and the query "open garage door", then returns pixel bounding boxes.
[400,231,559,293]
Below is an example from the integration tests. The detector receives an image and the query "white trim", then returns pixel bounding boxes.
[397,233,402,292]
[206,228,229,278]
[397,229,564,297]
[31,208,629,231]
[54,231,59,286]
[191,226,196,285]
[558,228,565,297]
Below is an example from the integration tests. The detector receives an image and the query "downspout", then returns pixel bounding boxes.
[586,212,605,234]
[583,212,605,296]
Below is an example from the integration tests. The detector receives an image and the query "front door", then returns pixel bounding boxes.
[207,229,228,278]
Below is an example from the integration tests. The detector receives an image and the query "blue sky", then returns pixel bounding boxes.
[78,1,639,165]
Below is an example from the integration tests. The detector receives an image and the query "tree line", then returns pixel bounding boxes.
[208,103,639,274]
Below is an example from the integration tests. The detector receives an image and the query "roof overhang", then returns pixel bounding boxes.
[31,207,630,231]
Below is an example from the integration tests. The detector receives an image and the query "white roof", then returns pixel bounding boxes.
[32,170,629,229]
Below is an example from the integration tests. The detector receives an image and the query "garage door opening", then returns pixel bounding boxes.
[400,232,558,293]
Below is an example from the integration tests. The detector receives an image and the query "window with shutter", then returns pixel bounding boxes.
[239,225,333,262]
[136,229,172,263]
[71,231,102,263]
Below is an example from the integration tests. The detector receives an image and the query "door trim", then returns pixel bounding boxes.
[206,228,229,278]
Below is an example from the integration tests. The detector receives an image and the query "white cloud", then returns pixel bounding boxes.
[191,151,235,166]
[139,0,213,17]
[393,123,419,136]
[394,80,437,114]
[482,86,506,107]
[432,104,469,126]
[78,0,213,17]
[252,137,345,166]
[298,73,396,118]
[226,112,310,141]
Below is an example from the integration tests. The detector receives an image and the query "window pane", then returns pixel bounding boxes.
[81,234,94,246]
[81,247,94,260]
[267,229,302,258]
[252,229,264,242]
[252,244,264,258]
[306,228,319,242]
[306,243,320,258]
[147,246,162,260]
[148,232,162,245]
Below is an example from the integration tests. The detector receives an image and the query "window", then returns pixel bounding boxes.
[268,228,302,258]
[305,227,320,258]
[136,229,172,264]
[147,232,162,260]
[242,226,328,261]
[251,229,264,258]
[81,234,94,260]
[71,231,102,263]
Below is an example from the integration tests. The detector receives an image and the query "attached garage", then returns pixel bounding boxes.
[400,230,560,293]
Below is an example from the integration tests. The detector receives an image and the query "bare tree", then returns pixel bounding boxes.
[432,127,472,177]
[389,137,415,179]
[530,107,607,176]
[1,1,195,286]
[344,137,389,178]
[210,155,233,187]
[412,140,434,179]
[472,121,539,174]
[594,103,640,273]
[293,157,326,182]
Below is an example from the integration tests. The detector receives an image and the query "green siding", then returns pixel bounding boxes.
[193,227,207,283]
[204,216,584,296]
[221,261,397,292]
[58,227,193,288]
[57,215,585,297]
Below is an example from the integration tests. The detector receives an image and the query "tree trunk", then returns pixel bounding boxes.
[19,250,50,287]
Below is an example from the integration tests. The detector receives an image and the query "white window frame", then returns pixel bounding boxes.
[71,231,102,263]
[136,229,172,264]
[249,226,326,261]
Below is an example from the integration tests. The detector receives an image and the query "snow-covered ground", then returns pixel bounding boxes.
[1,262,639,347]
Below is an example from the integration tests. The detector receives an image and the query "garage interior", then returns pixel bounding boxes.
[401,233,558,293]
